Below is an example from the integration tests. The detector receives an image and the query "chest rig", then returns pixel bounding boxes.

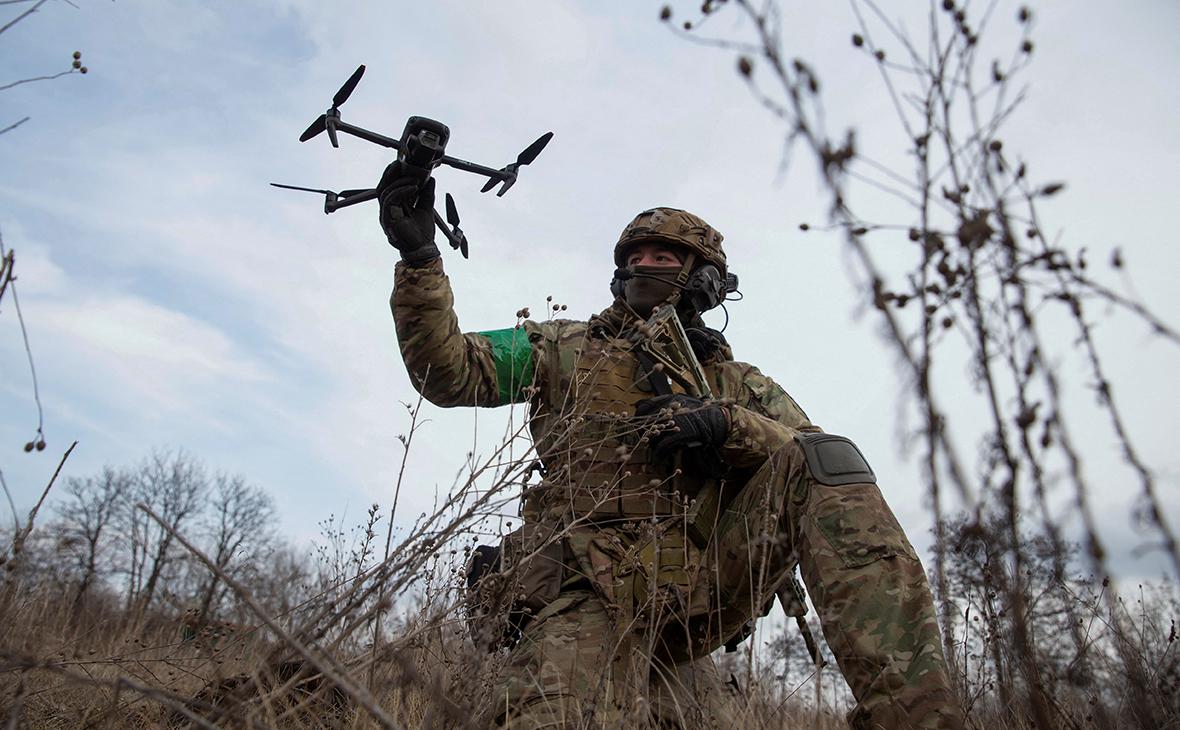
[532,325,715,523]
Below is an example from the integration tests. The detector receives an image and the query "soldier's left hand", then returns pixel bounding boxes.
[635,393,730,461]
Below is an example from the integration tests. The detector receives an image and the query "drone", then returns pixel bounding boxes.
[271,65,553,258]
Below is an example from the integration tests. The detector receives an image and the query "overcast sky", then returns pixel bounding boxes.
[2,0,1177,581]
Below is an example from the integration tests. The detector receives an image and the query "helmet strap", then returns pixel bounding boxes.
[675,251,697,287]
[666,251,696,310]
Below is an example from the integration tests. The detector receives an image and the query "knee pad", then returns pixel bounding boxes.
[794,432,875,486]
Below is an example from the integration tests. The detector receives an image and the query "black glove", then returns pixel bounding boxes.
[685,327,728,364]
[376,160,441,266]
[634,393,730,462]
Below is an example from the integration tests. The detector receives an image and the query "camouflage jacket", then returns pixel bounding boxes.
[392,259,817,523]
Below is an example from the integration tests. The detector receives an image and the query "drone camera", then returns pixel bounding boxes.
[400,116,451,172]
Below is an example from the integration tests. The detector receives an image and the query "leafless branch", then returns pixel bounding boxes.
[0,116,29,135]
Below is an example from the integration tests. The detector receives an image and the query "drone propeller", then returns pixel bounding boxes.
[299,116,326,143]
[333,64,365,107]
[517,132,554,166]
[299,64,367,147]
[271,182,381,215]
[270,182,333,195]
[445,193,469,259]
[481,131,554,196]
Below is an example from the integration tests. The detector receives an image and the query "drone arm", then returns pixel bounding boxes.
[438,154,507,182]
[433,209,462,247]
[333,120,404,151]
[325,188,379,213]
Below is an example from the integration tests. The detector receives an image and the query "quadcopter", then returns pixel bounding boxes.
[271,65,553,258]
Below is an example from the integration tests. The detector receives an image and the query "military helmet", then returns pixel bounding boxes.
[614,207,726,275]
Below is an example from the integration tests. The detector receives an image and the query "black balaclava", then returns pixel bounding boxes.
[622,265,681,318]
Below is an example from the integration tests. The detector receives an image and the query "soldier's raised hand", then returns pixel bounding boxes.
[377,160,441,266]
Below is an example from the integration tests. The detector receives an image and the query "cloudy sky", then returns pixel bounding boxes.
[2,0,1177,579]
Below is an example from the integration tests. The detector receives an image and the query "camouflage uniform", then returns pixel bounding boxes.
[391,212,962,728]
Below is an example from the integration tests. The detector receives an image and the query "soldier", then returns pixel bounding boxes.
[378,162,963,729]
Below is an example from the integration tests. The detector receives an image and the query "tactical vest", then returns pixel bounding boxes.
[528,326,716,524]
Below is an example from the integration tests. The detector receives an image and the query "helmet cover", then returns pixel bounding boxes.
[614,207,726,275]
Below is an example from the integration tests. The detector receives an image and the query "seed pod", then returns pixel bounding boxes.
[1041,182,1065,196]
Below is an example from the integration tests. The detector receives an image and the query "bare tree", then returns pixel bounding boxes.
[194,473,276,621]
[54,466,130,610]
[126,449,206,617]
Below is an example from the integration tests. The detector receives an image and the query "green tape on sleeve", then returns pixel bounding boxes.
[476,327,535,406]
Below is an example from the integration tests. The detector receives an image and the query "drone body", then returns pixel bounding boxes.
[271,65,553,258]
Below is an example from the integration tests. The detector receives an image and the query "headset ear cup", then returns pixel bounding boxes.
[685,264,725,312]
[610,274,625,300]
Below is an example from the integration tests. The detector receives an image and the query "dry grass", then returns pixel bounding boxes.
[0,582,854,728]
[5,507,1177,729]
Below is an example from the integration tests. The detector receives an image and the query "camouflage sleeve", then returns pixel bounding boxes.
[717,363,818,469]
[391,260,536,407]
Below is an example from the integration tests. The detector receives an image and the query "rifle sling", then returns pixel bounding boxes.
[633,348,673,397]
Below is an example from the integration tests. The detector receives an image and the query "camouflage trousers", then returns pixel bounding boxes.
[490,439,963,729]
[491,589,740,729]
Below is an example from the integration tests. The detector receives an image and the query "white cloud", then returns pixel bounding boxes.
[42,294,266,382]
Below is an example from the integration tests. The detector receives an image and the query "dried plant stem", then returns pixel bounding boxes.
[136,502,404,729]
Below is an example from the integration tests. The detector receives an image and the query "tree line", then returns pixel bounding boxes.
[1,450,316,630]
